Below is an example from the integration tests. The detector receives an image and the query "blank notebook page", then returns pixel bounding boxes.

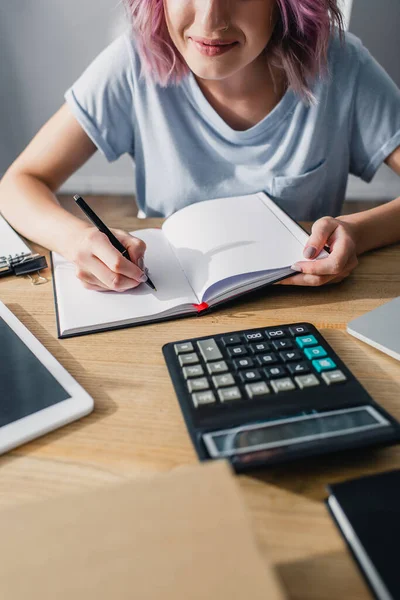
[162,193,309,300]
[52,229,197,334]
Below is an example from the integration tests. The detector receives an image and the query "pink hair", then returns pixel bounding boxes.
[124,0,344,103]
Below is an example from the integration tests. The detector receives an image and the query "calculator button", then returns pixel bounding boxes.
[249,342,270,354]
[218,387,242,402]
[304,346,327,360]
[322,370,347,385]
[287,362,310,375]
[221,334,242,345]
[312,358,337,372]
[207,361,229,375]
[279,349,303,362]
[270,378,296,393]
[179,353,199,366]
[182,365,204,379]
[289,325,310,336]
[197,338,223,362]
[187,377,209,393]
[227,345,247,358]
[233,357,254,369]
[265,328,287,339]
[272,339,294,350]
[174,342,194,354]
[212,373,235,388]
[192,391,216,408]
[264,365,287,379]
[296,335,318,349]
[257,353,278,366]
[295,374,320,389]
[238,369,262,384]
[245,381,270,399]
[244,331,264,342]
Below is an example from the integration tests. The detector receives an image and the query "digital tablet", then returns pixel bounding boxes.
[0,301,94,455]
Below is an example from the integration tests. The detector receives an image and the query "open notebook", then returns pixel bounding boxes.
[52,192,326,338]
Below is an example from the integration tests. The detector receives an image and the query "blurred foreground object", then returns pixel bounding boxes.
[0,461,286,600]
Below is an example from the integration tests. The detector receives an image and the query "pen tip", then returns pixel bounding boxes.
[73,194,81,201]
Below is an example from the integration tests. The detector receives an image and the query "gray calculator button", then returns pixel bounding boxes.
[207,361,228,375]
[187,377,209,393]
[178,353,199,367]
[212,373,235,388]
[218,387,242,402]
[322,370,347,385]
[192,391,216,408]
[245,381,270,399]
[271,378,296,393]
[182,364,204,379]
[174,342,194,354]
[295,374,320,389]
[197,338,223,362]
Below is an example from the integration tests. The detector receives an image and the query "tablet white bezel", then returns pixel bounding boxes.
[0,301,94,454]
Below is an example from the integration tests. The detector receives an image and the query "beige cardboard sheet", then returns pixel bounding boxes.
[0,460,286,599]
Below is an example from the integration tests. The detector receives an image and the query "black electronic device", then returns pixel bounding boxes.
[163,322,400,472]
[327,470,400,600]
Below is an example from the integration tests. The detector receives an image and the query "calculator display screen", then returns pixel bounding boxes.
[0,317,70,427]
[203,407,388,458]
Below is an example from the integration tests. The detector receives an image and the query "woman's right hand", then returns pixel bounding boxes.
[0,103,147,293]
[67,226,148,292]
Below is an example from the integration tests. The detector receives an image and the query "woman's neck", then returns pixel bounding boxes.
[194,55,287,131]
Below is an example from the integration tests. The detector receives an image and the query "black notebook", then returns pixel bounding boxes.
[326,470,400,600]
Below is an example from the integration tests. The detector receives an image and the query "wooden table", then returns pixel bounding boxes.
[1,216,400,600]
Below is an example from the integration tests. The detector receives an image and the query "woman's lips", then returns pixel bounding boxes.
[190,39,238,57]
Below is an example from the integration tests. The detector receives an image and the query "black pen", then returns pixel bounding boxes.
[73,194,157,291]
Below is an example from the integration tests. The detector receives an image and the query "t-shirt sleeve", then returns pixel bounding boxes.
[349,41,400,182]
[64,33,136,162]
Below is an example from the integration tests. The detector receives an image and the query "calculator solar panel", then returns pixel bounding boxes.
[163,323,400,472]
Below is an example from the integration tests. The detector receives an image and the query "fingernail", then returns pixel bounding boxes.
[304,246,316,259]
[138,257,144,270]
[291,263,303,272]
[139,273,148,283]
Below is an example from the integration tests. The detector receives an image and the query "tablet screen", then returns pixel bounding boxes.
[0,317,70,427]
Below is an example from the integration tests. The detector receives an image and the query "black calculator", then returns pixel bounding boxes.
[163,323,400,472]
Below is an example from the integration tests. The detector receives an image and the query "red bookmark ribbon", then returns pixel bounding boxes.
[193,302,209,312]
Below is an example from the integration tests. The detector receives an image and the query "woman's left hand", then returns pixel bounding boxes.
[277,216,359,286]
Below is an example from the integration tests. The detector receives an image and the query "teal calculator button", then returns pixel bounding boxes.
[296,335,318,349]
[312,358,336,372]
[304,346,327,359]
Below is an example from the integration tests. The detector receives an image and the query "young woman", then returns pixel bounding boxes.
[0,0,399,291]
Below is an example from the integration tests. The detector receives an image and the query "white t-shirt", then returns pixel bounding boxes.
[65,30,400,220]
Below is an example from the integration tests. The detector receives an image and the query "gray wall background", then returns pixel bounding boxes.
[0,0,399,200]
